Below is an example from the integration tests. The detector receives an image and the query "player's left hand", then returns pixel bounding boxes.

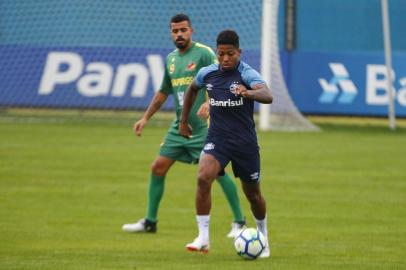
[235,85,252,98]
[197,102,210,120]
[179,122,193,139]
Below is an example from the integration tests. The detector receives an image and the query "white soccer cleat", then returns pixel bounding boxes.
[122,218,157,233]
[186,237,210,253]
[227,221,247,238]
[259,241,270,258]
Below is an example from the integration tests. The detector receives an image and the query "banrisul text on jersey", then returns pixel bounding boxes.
[195,61,266,145]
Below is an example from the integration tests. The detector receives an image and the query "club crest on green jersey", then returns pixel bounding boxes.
[187,62,196,71]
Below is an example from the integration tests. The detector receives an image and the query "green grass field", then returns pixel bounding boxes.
[1,111,405,270]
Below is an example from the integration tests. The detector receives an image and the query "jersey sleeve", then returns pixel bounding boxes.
[241,65,266,88]
[194,67,206,88]
[195,63,218,88]
[159,60,172,95]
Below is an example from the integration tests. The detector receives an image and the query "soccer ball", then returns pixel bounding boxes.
[234,228,265,259]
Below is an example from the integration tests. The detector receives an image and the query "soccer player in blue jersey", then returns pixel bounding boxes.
[179,29,273,258]
[122,15,246,238]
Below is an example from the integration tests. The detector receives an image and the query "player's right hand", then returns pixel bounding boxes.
[179,122,193,139]
[235,84,249,98]
[134,118,148,136]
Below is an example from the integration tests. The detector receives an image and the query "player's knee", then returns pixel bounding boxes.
[197,173,213,193]
[151,160,168,176]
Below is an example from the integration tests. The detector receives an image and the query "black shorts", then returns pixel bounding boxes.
[202,135,260,183]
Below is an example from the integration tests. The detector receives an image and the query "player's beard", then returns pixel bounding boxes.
[174,38,189,50]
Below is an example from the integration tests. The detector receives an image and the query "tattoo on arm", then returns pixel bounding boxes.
[250,84,273,104]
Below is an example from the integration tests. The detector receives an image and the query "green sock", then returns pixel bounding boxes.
[217,173,245,223]
[146,174,165,222]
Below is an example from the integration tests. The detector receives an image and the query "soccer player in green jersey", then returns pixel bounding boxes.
[122,14,246,237]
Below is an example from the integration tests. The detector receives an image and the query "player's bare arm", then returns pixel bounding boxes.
[235,83,273,104]
[179,81,201,138]
[134,92,168,136]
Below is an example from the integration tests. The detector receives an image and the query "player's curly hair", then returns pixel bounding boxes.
[170,13,191,26]
[216,29,239,48]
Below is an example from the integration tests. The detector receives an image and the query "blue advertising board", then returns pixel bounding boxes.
[1,46,405,117]
[0,46,260,110]
[288,51,406,117]
[0,46,174,110]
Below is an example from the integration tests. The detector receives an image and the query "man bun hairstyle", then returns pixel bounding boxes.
[170,13,191,26]
[216,29,239,48]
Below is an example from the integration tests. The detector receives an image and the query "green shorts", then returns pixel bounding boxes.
[159,131,207,164]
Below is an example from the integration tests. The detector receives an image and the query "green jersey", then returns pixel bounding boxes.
[159,42,216,135]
